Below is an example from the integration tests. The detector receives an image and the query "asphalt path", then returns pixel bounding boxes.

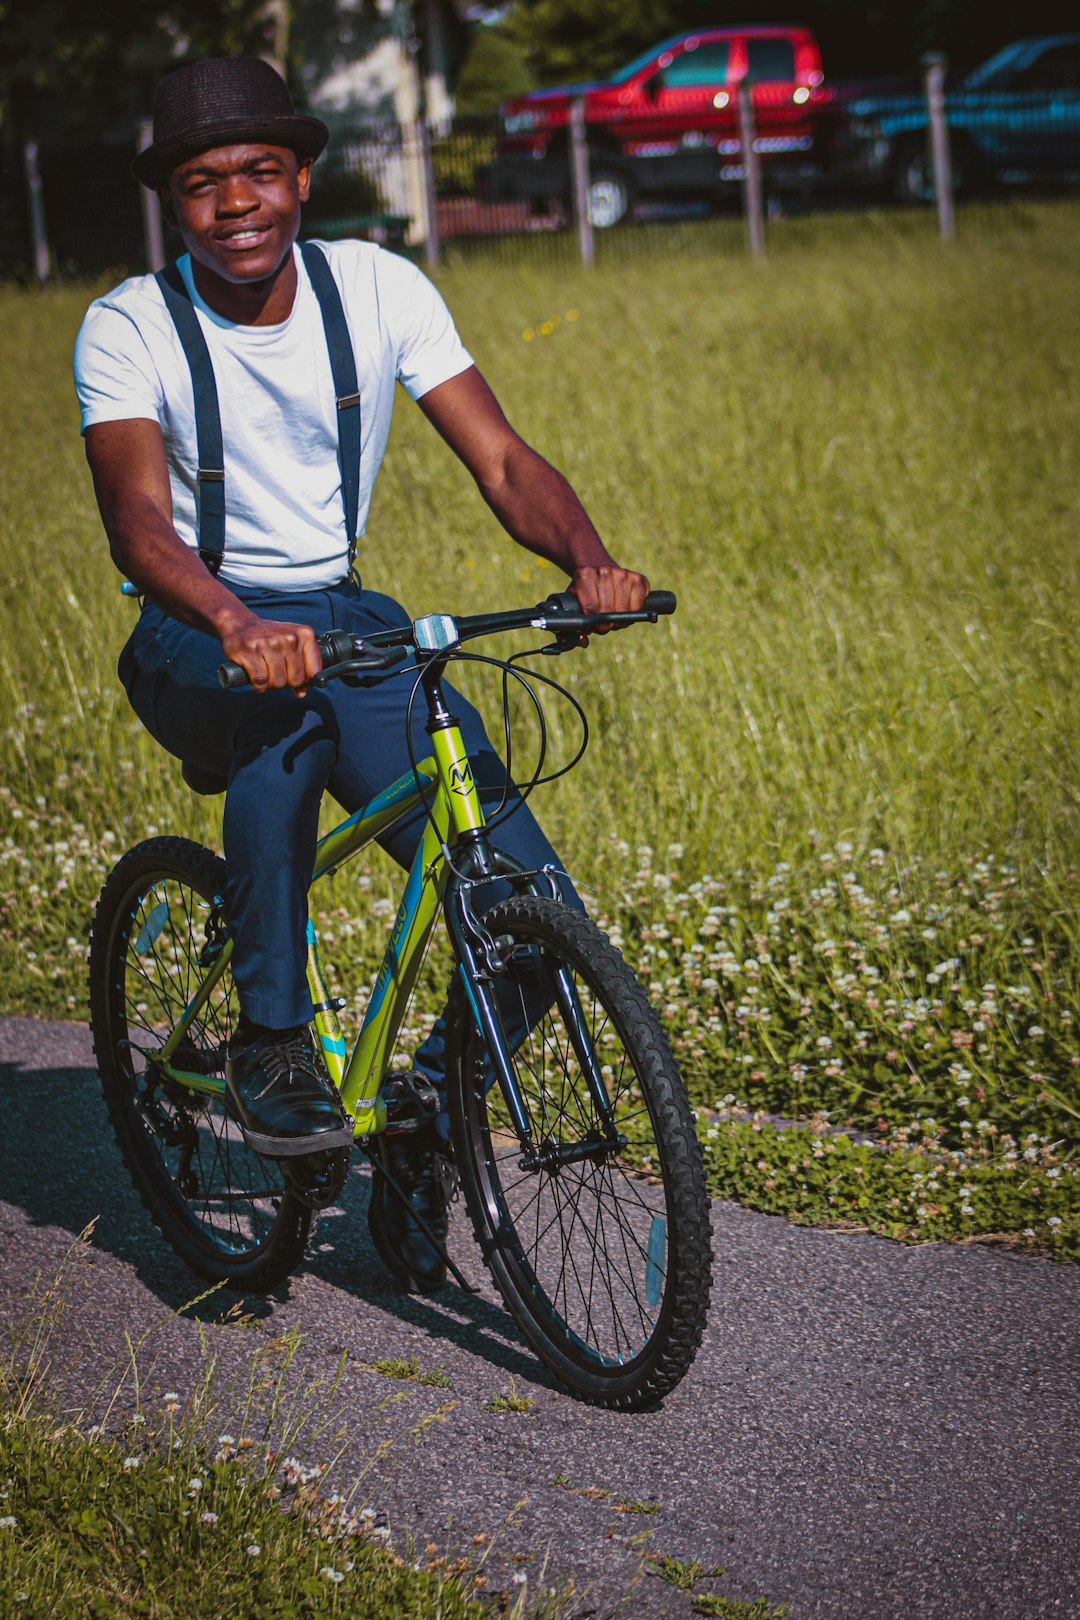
[1,1016,1077,1619]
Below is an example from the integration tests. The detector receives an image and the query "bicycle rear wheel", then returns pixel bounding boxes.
[446,895,711,1409]
[88,836,311,1289]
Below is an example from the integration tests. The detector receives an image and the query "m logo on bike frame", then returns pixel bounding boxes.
[450,762,474,797]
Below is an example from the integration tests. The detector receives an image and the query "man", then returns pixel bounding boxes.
[75,55,648,1294]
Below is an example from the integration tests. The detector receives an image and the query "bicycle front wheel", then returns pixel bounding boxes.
[88,836,311,1289]
[446,895,711,1409]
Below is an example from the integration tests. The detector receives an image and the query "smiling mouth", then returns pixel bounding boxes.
[217,226,271,248]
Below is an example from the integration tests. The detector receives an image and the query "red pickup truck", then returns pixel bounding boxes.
[479,26,830,226]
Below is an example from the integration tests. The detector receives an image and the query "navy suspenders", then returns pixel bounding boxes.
[155,263,227,575]
[154,243,361,578]
[299,241,361,560]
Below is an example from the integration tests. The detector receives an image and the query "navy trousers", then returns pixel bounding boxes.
[119,576,578,1114]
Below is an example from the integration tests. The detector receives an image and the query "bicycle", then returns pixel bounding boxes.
[88,588,712,1409]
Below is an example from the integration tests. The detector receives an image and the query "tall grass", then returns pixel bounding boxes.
[1,204,1076,1247]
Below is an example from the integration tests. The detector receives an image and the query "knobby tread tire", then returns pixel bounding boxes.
[446,895,711,1410]
[89,836,311,1290]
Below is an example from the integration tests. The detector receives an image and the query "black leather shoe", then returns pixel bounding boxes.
[226,1026,353,1158]
[368,1127,452,1294]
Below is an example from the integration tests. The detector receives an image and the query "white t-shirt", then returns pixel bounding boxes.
[74,240,473,590]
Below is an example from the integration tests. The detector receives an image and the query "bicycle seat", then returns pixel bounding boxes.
[181,761,227,796]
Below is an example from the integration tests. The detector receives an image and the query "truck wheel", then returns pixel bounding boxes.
[894,138,967,205]
[587,170,634,229]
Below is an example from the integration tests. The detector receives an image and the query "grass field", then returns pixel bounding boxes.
[0,203,1077,1253]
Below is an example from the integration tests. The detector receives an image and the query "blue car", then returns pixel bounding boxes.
[839,35,1080,201]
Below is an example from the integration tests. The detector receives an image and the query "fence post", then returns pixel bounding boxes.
[921,51,955,240]
[416,116,440,268]
[137,120,166,271]
[736,80,765,259]
[569,97,594,268]
[22,140,49,286]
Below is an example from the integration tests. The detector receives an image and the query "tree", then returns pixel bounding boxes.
[506,0,1080,86]
[0,0,293,139]
[508,0,679,88]
[454,22,533,116]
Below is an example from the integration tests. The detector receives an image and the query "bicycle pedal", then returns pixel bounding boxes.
[380,1069,440,1135]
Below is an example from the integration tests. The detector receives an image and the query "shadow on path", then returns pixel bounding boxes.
[0,1048,553,1388]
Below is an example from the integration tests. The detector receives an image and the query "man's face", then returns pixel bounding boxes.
[160,143,312,287]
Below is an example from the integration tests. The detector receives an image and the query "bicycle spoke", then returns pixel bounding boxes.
[107,861,294,1259]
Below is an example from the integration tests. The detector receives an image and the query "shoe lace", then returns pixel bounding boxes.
[257,1029,317,1089]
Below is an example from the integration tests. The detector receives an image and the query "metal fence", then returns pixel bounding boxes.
[5,73,1079,283]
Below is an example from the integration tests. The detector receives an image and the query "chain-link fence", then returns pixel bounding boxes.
[5,76,1079,282]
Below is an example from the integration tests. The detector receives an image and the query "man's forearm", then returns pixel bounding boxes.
[107,498,255,640]
[477,439,617,575]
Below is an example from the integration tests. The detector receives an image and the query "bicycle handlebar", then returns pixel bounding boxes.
[216,588,676,690]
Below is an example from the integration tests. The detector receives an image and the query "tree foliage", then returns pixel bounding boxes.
[508,0,1080,85]
[454,23,534,116]
[0,0,291,138]
[506,0,680,87]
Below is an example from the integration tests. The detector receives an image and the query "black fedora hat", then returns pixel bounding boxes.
[133,56,329,188]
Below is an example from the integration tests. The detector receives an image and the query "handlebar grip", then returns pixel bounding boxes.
[218,630,342,688]
[644,590,676,615]
[218,659,247,689]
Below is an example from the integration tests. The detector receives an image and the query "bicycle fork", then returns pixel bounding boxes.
[447,881,627,1174]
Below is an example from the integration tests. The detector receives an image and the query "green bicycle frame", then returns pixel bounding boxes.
[157,707,502,1141]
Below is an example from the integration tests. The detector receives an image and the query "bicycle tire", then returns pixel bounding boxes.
[88,836,311,1289]
[446,895,711,1409]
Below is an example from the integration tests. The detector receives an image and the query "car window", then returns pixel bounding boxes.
[1010,44,1080,90]
[655,41,731,89]
[746,39,796,83]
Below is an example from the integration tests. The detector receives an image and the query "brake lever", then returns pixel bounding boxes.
[311,646,409,688]
[538,609,658,655]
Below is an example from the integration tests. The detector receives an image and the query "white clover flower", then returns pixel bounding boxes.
[123,1456,141,1470]
[1027,1026,1045,1039]
[513,1571,528,1585]
[1023,1228,1036,1238]
[1047,1216,1063,1228]
[0,1516,16,1530]
[247,1544,261,1557]
[163,1392,180,1405]
[200,1511,219,1526]
[188,1477,203,1496]
[322,1567,345,1583]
